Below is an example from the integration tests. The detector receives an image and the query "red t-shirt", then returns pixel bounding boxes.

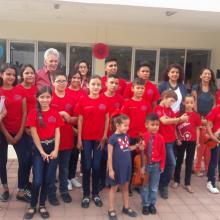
[75,95,109,140]
[101,76,126,96]
[121,98,152,138]
[100,92,124,136]
[177,112,201,141]
[51,92,75,151]
[66,88,87,104]
[26,108,64,140]
[123,81,160,106]
[154,105,176,143]
[144,131,166,170]
[16,84,37,113]
[216,89,220,106]
[0,86,24,134]
[206,106,220,133]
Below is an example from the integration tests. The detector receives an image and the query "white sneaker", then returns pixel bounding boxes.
[67,179,73,191]
[71,177,82,188]
[207,181,219,194]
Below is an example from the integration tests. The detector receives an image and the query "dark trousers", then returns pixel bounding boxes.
[82,140,102,197]
[174,141,196,186]
[207,145,219,186]
[68,147,79,179]
[99,144,108,186]
[31,142,58,207]
[0,132,32,189]
[58,150,72,194]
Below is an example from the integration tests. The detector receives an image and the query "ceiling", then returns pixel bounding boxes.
[0,0,220,31]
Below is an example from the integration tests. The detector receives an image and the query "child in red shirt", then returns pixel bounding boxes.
[24,86,63,219]
[76,75,109,208]
[154,90,188,199]
[173,95,201,193]
[140,113,166,215]
[123,61,160,109]
[0,63,31,203]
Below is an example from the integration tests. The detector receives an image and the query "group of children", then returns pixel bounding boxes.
[0,58,219,220]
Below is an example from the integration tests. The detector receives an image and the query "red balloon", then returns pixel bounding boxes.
[93,43,109,59]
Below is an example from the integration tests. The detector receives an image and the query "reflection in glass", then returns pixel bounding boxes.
[0,40,6,66]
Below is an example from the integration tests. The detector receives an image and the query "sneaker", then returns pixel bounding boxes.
[149,204,157,214]
[71,177,82,188]
[122,207,137,217]
[171,182,179,189]
[160,186,168,199]
[207,181,219,194]
[24,207,36,220]
[67,180,73,191]
[48,195,60,206]
[92,195,103,207]
[184,185,194,193]
[61,193,72,203]
[142,206,150,215]
[0,190,9,202]
[81,196,90,208]
[16,192,31,203]
[108,210,118,220]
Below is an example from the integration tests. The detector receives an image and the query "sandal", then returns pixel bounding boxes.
[122,207,137,217]
[38,206,50,219]
[184,185,194,193]
[24,207,36,219]
[108,210,118,220]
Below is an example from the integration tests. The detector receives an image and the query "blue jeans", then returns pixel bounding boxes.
[58,150,71,194]
[0,132,32,189]
[140,163,160,206]
[82,140,102,197]
[68,147,79,179]
[31,142,58,207]
[160,142,176,188]
[99,143,108,186]
[208,145,219,186]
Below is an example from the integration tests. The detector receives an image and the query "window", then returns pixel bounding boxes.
[159,49,185,81]
[69,46,92,74]
[108,46,132,81]
[135,49,157,81]
[10,42,35,71]
[0,40,6,66]
[38,42,66,73]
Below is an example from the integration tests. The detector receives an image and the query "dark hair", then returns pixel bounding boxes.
[105,57,118,65]
[180,94,195,115]
[111,113,129,133]
[136,61,151,72]
[89,74,102,83]
[107,73,119,80]
[20,64,36,82]
[197,67,217,96]
[146,113,159,122]
[53,71,67,81]
[36,86,52,127]
[68,69,82,84]
[163,63,184,83]
[0,63,18,86]
[74,60,90,77]
[132,78,145,86]
[161,90,178,101]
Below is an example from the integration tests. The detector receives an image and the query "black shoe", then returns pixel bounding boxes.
[108,210,118,220]
[92,195,103,207]
[122,207,137,217]
[81,196,90,208]
[149,204,157,214]
[16,193,31,203]
[61,193,72,203]
[38,206,50,219]
[24,207,36,219]
[0,190,9,202]
[48,195,60,206]
[160,186,168,199]
[142,206,150,215]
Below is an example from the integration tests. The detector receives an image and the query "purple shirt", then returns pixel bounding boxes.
[35,67,52,89]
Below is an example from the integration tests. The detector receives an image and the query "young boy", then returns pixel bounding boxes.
[140,113,165,215]
[99,74,124,190]
[154,90,188,199]
[121,78,151,195]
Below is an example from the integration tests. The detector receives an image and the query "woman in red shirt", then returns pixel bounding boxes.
[0,63,31,203]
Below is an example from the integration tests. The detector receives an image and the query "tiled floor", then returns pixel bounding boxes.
[1,160,220,220]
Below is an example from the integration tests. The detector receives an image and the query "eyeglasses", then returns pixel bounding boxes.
[55,80,67,84]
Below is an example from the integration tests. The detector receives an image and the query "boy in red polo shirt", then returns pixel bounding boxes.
[140,113,165,215]
[123,61,160,109]
[154,90,188,199]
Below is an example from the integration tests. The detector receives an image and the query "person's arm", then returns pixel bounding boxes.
[107,143,115,179]
[50,127,60,159]
[77,115,83,149]
[99,113,109,149]
[207,121,220,143]
[196,127,200,147]
[0,122,15,144]
[14,98,27,143]
[191,90,198,112]
[159,113,188,125]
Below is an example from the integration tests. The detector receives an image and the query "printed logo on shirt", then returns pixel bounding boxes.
[65,103,73,111]
[14,94,22,101]
[48,116,57,123]
[99,103,107,110]
[147,89,153,95]
[141,105,148,111]
[183,132,191,140]
[118,136,130,152]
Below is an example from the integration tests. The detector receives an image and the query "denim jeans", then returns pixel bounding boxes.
[58,150,71,194]
[0,132,32,189]
[207,145,219,186]
[99,143,108,186]
[31,142,58,208]
[160,142,176,188]
[140,163,160,206]
[82,140,102,197]
[68,147,79,179]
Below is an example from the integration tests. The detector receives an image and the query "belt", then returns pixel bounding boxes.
[41,138,55,145]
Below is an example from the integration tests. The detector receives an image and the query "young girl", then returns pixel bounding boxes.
[107,113,137,220]
[173,95,201,193]
[76,75,109,208]
[0,63,31,202]
[24,86,63,219]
